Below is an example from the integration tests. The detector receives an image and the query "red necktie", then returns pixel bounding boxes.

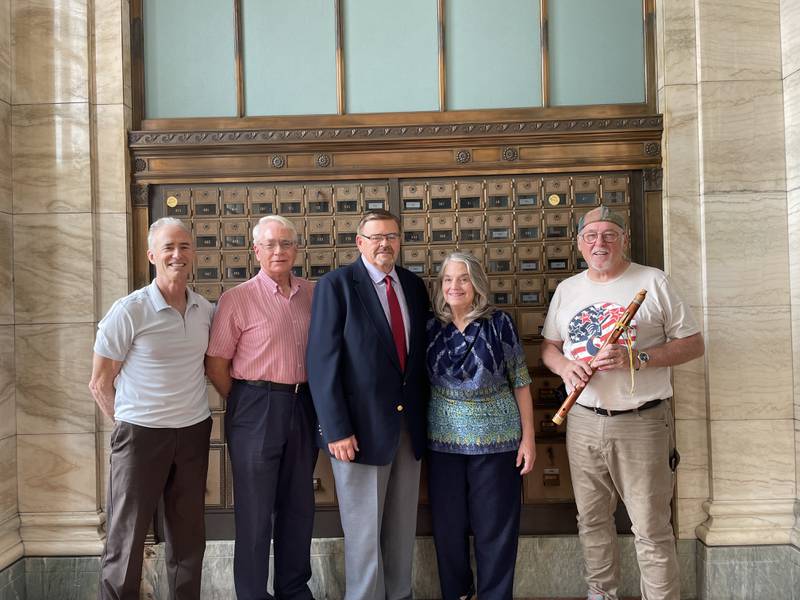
[385,275,407,371]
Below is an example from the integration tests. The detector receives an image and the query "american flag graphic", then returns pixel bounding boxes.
[567,302,637,362]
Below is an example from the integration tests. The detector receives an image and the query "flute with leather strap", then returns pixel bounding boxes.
[551,289,648,425]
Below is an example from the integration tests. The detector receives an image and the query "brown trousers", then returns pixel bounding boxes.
[98,417,212,600]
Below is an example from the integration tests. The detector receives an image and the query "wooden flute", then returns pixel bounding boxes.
[551,289,648,425]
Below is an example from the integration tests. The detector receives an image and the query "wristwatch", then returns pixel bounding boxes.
[636,351,650,371]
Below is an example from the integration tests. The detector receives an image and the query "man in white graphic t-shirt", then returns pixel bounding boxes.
[542,206,704,600]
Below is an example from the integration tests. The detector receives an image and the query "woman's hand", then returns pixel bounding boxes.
[516,436,536,475]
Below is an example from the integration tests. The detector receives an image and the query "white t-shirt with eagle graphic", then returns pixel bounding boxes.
[542,262,699,410]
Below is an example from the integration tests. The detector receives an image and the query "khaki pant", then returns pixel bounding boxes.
[566,401,679,600]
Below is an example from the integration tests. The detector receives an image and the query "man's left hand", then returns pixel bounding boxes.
[593,344,633,371]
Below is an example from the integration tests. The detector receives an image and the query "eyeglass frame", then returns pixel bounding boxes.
[255,239,297,251]
[357,232,401,243]
[578,230,623,244]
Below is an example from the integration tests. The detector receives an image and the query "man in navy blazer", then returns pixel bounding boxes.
[308,210,429,600]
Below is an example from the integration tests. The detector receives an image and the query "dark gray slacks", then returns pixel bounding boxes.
[98,417,212,600]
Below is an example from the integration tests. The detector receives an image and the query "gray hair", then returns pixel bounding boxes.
[433,251,495,324]
[148,217,191,250]
[252,215,298,242]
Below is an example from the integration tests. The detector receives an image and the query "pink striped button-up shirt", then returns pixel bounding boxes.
[207,270,315,384]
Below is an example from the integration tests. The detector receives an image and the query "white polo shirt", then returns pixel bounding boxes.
[94,280,214,428]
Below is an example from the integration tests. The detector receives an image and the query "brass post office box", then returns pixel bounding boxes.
[573,176,599,206]
[222,282,242,293]
[515,212,541,241]
[427,277,439,298]
[518,276,545,306]
[402,215,428,244]
[336,247,360,267]
[533,375,566,405]
[534,407,565,437]
[164,188,191,217]
[277,186,304,215]
[205,446,224,508]
[458,244,485,265]
[292,250,306,278]
[544,242,572,272]
[458,213,484,242]
[222,251,249,281]
[523,341,543,369]
[487,245,514,274]
[402,247,429,276]
[195,252,221,281]
[306,185,333,215]
[222,220,249,249]
[486,180,512,209]
[547,276,567,302]
[457,181,483,210]
[430,247,453,275]
[486,212,513,242]
[401,183,427,212]
[210,413,224,444]
[516,244,542,273]
[287,217,306,247]
[543,177,570,208]
[313,454,337,506]
[517,309,546,338]
[524,443,573,501]
[430,214,456,244]
[248,186,275,215]
[364,184,388,211]
[307,217,334,247]
[207,382,224,411]
[429,182,454,211]
[489,277,514,306]
[222,187,247,216]
[194,283,222,303]
[335,184,361,213]
[515,178,540,209]
[307,249,335,279]
[601,174,628,204]
[191,188,220,218]
[335,215,360,246]
[195,220,220,250]
[544,210,571,239]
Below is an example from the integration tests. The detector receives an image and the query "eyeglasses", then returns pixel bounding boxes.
[358,233,400,243]
[257,240,296,251]
[579,231,622,244]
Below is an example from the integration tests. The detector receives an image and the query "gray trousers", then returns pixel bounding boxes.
[330,428,422,600]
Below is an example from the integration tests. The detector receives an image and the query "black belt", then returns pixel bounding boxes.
[577,398,662,417]
[234,379,308,394]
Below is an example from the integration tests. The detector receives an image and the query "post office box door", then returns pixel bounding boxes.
[222,252,249,280]
[336,247,360,267]
[305,185,334,215]
[222,187,247,216]
[547,277,567,302]
[430,247,453,275]
[364,184,388,211]
[487,245,514,274]
[195,252,221,281]
[573,176,599,206]
[192,188,220,217]
[486,180,512,209]
[205,447,224,507]
[523,341,543,369]
[534,407,566,437]
[486,212,513,242]
[195,221,220,250]
[543,177,570,208]
[517,244,542,274]
[335,216,360,246]
[457,214,484,242]
[518,309,546,338]
[287,218,306,247]
[307,249,335,279]
[515,178,540,209]
[524,443,573,501]
[222,220,249,249]
[277,186,304,215]
[314,454,337,506]
[518,276,545,305]
[335,184,361,213]
[402,215,427,244]
[430,214,456,244]
[601,174,628,204]
[544,242,572,272]
[194,283,222,303]
[516,213,541,241]
[489,277,514,306]
[292,250,306,278]
[457,181,483,210]
[458,244,485,264]
[429,182,454,211]
[401,182,427,212]
[307,217,334,247]
[164,188,191,217]
[248,186,275,215]
[544,211,571,239]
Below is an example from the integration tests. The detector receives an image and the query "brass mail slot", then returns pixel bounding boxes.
[544,243,572,272]
[458,214,484,242]
[222,187,247,216]
[210,413,224,444]
[547,276,567,302]
[313,454,337,506]
[402,215,427,244]
[516,212,541,241]
[515,178,540,209]
[277,186,304,215]
[543,177,570,208]
[307,217,334,247]
[523,341,543,369]
[222,251,249,281]
[305,185,333,215]
[194,283,221,303]
[430,247,453,275]
[336,247,359,267]
[487,245,513,274]
[401,183,427,212]
[195,221,220,249]
[601,174,628,204]
[458,244,485,264]
[518,276,544,305]
[518,309,546,338]
[207,382,224,411]
[402,247,429,276]
[335,216,360,246]
[534,407,565,437]
[524,442,573,501]
[292,250,306,278]
[457,181,483,210]
[307,249,334,279]
[489,277,514,306]
[248,186,275,215]
[222,220,249,249]
[486,212,513,242]
[288,217,306,247]
[335,184,361,213]
[195,252,221,281]
[574,176,599,206]
[486,180,512,209]
[517,244,542,273]
[192,188,220,218]
[364,184,388,211]
[430,214,455,243]
[429,182,454,211]
[544,211,570,239]
[164,188,191,217]
[205,446,224,508]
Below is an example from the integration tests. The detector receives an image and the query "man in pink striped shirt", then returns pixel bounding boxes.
[206,215,316,600]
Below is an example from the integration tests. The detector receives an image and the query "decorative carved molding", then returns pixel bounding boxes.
[132,183,149,207]
[502,146,519,161]
[644,142,660,156]
[133,158,148,172]
[643,167,663,192]
[315,153,332,168]
[455,149,472,164]
[270,155,286,168]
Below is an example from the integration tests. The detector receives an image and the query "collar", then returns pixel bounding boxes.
[257,268,299,296]
[360,255,398,286]
[147,280,199,312]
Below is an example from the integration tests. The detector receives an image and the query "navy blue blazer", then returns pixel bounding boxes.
[307,258,430,466]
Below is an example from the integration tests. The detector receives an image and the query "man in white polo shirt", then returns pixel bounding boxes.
[90,217,214,600]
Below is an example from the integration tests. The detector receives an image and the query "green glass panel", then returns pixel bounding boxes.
[242,0,337,116]
[143,0,237,118]
[446,0,541,110]
[549,0,645,106]
[344,0,438,113]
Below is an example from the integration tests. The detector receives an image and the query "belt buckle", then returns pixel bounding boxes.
[294,383,300,394]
